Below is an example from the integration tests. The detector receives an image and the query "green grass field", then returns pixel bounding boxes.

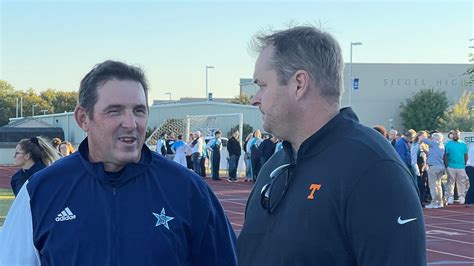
[0,189,14,227]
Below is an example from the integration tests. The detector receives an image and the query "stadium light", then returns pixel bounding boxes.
[206,65,215,100]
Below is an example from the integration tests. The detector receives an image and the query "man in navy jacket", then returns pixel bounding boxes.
[0,60,237,265]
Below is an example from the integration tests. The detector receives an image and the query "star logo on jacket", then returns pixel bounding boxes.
[152,208,175,230]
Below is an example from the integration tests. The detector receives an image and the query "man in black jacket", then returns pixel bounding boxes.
[237,26,426,266]
[259,134,276,166]
[227,130,241,182]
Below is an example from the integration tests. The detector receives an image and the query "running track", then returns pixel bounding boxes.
[1,166,473,265]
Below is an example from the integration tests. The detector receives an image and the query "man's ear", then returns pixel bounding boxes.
[293,70,310,101]
[74,106,90,132]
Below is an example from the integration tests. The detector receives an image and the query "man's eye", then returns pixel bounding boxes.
[107,109,119,114]
[135,109,147,115]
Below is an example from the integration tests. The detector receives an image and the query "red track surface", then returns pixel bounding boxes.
[2,166,473,265]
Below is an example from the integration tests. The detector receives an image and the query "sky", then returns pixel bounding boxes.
[1,0,473,104]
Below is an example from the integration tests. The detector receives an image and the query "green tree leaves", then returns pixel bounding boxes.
[399,88,449,131]
[0,80,77,126]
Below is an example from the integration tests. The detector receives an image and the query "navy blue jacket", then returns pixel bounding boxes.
[0,138,237,265]
[238,108,425,265]
[10,160,46,196]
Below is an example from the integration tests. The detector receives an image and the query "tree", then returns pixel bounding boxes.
[0,80,18,126]
[438,91,474,131]
[465,50,474,85]
[230,94,252,105]
[399,88,448,131]
[41,90,77,113]
[0,81,79,126]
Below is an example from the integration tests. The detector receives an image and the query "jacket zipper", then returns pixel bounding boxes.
[111,186,118,265]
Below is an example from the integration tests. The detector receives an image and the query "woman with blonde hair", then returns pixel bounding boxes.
[59,141,75,157]
[11,136,60,196]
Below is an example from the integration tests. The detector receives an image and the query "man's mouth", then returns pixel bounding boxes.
[118,136,137,144]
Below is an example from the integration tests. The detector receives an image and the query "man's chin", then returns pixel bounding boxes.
[116,151,141,164]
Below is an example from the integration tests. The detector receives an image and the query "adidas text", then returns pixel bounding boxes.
[55,207,77,222]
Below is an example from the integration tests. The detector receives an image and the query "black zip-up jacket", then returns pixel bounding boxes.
[237,108,426,266]
[227,137,242,156]
[259,139,276,159]
[11,160,46,196]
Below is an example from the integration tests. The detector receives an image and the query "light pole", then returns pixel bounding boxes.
[349,42,363,107]
[32,104,37,117]
[205,65,215,100]
[165,92,172,101]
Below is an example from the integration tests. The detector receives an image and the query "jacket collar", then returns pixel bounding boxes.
[23,160,46,177]
[284,107,359,161]
[78,137,153,187]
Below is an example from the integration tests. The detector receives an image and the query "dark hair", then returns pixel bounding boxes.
[373,125,388,138]
[78,60,149,119]
[215,130,222,136]
[18,136,60,166]
[251,25,344,105]
[177,134,183,140]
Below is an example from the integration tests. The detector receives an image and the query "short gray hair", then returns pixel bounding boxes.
[251,25,344,105]
[432,133,444,142]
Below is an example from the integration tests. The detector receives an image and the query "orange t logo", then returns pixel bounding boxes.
[307,184,321,200]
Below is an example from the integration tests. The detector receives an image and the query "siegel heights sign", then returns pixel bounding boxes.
[383,78,472,87]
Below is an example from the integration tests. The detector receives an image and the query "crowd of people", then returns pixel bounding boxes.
[154,128,283,183]
[373,126,474,208]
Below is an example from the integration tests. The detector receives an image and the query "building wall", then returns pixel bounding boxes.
[343,63,472,130]
[8,112,85,147]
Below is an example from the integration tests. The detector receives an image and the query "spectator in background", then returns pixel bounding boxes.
[165,132,176,161]
[465,143,474,206]
[373,125,388,139]
[59,141,75,157]
[423,133,446,209]
[171,134,188,167]
[207,130,223,180]
[10,137,60,196]
[411,131,430,205]
[246,129,263,182]
[243,133,253,181]
[389,129,398,147]
[444,129,469,205]
[185,133,194,170]
[156,133,167,156]
[395,129,417,179]
[259,134,277,166]
[227,130,241,182]
[190,130,204,176]
[51,137,62,151]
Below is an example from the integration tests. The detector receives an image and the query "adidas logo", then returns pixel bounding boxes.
[55,207,76,222]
